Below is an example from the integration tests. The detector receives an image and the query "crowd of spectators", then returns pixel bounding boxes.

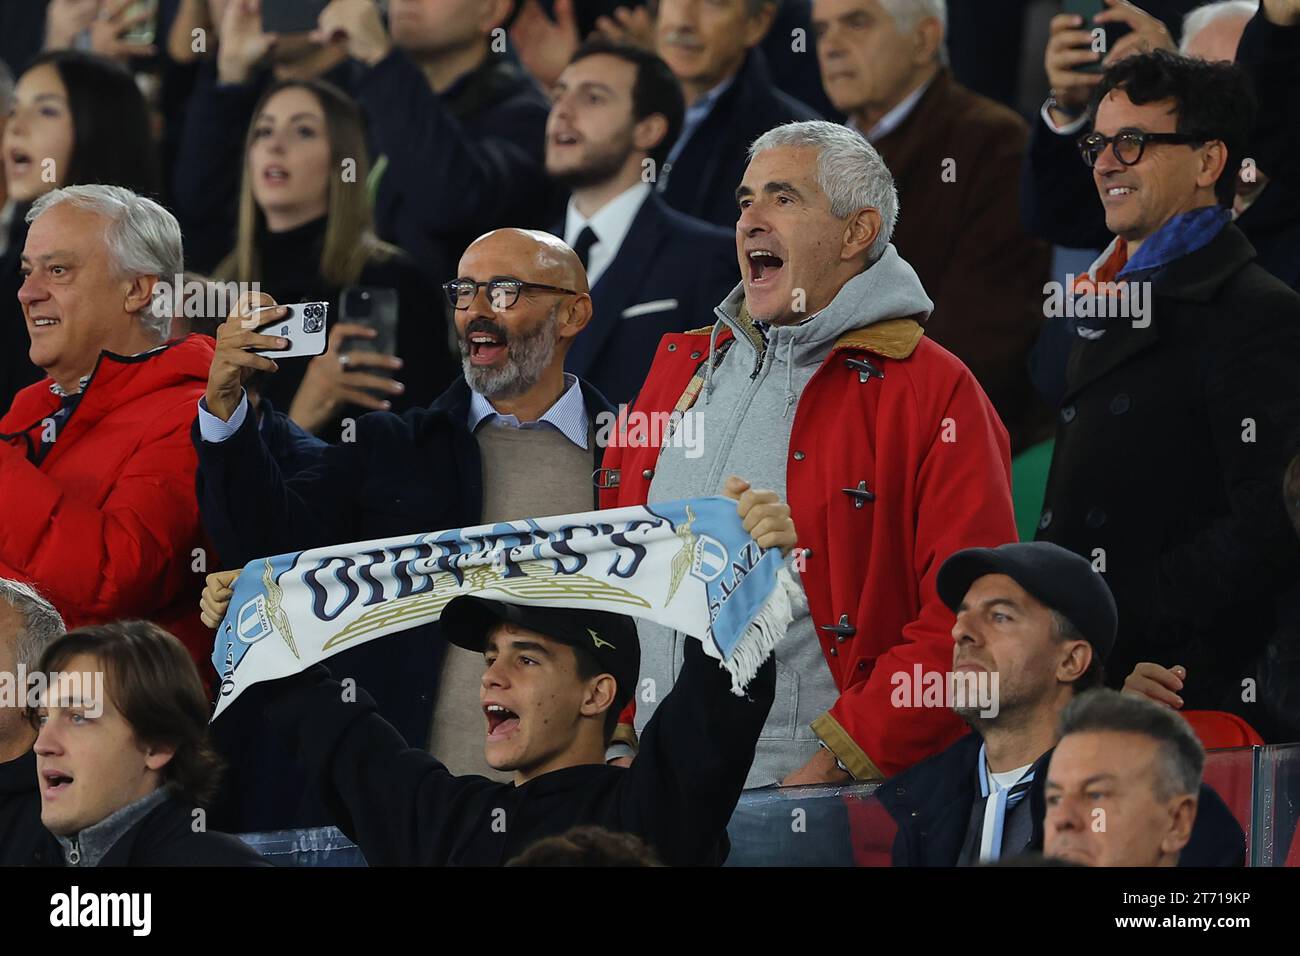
[0,0,1298,869]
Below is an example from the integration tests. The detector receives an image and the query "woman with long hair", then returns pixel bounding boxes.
[0,49,162,411]
[213,78,456,436]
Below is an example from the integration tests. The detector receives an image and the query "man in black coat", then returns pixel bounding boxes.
[547,40,737,406]
[28,620,266,867]
[194,229,615,829]
[248,591,778,866]
[653,0,821,228]
[1033,51,1300,727]
[878,542,1246,867]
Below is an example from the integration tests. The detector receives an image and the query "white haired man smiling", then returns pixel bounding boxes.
[0,184,216,668]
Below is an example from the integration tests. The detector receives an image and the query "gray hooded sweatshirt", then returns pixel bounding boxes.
[636,244,934,788]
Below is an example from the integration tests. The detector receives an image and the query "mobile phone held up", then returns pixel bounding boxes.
[251,302,330,359]
[1061,0,1132,74]
[262,0,330,35]
[121,0,158,45]
[338,286,400,374]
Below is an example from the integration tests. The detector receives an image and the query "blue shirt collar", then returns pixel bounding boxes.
[667,74,736,167]
[1119,205,1232,278]
[468,373,590,450]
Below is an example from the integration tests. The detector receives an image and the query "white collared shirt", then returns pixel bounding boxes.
[564,182,652,289]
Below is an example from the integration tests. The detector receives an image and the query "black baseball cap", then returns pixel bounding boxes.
[936,541,1118,662]
[441,596,640,699]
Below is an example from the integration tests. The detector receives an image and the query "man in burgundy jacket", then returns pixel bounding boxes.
[599,120,1017,787]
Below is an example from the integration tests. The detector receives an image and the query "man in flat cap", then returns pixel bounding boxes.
[876,541,1243,867]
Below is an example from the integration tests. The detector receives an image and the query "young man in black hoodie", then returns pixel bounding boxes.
[29,620,267,866]
[878,541,1245,867]
[250,593,777,866]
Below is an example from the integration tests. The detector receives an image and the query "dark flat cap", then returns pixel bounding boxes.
[936,541,1117,662]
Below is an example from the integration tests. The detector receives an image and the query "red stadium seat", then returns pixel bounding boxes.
[1183,711,1265,750]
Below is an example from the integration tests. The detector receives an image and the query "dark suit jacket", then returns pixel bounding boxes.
[561,193,738,407]
[658,48,820,230]
[879,732,1246,867]
[873,67,1053,454]
[1036,224,1300,709]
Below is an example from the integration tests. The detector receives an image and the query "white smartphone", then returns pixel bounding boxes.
[250,302,329,359]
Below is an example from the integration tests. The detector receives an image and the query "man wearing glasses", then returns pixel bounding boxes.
[192,228,626,826]
[1035,50,1300,740]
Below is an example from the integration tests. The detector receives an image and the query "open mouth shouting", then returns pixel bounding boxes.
[464,319,510,366]
[484,702,520,741]
[746,247,786,288]
[41,768,74,800]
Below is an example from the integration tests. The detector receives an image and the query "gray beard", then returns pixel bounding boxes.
[460,308,560,400]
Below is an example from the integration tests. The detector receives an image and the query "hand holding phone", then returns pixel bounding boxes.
[1046,3,1107,117]
[88,0,159,61]
[287,320,405,434]
[249,301,330,358]
[206,294,292,423]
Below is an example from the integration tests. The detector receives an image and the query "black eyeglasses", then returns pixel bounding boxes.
[1078,128,1209,168]
[441,278,580,311]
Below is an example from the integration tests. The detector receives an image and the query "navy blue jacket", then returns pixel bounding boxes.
[878,732,1247,867]
[560,193,738,407]
[658,49,820,230]
[194,377,613,830]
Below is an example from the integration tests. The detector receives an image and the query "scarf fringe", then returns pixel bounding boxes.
[719,564,800,696]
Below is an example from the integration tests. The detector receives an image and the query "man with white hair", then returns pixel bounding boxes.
[602,120,1017,787]
[0,579,65,865]
[0,184,215,667]
[812,0,1053,453]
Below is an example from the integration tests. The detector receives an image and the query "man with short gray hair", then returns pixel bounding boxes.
[1045,689,1210,866]
[601,118,1018,787]
[812,0,1052,453]
[0,184,216,667]
[0,578,64,865]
